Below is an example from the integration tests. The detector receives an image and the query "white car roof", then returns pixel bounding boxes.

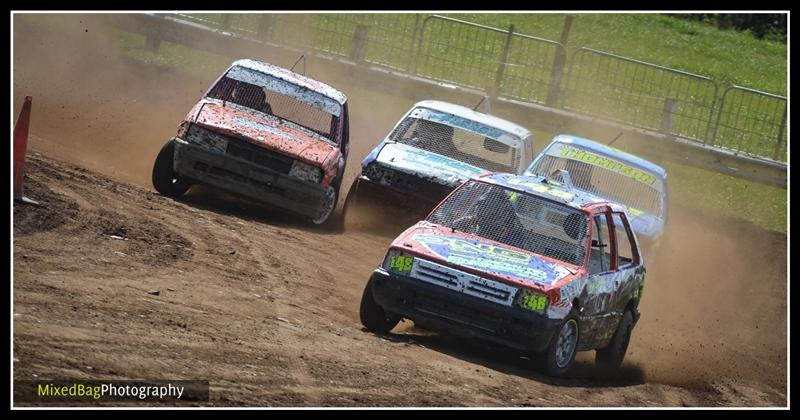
[232,59,347,105]
[412,100,531,139]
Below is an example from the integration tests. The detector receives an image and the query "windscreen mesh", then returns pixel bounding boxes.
[529,155,662,215]
[207,77,337,140]
[390,117,518,173]
[428,180,589,266]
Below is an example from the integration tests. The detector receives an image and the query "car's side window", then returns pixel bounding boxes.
[612,212,639,267]
[589,213,612,274]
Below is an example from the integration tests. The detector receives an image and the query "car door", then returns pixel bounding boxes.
[610,211,646,312]
[579,210,620,349]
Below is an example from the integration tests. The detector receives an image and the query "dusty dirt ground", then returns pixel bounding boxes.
[12,15,787,407]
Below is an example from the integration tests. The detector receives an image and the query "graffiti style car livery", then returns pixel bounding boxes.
[359,172,646,376]
[152,59,350,225]
[524,135,668,253]
[343,100,533,227]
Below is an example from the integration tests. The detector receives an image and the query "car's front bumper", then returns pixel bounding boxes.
[369,268,561,353]
[172,137,326,219]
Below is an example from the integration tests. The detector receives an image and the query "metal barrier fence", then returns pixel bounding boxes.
[561,48,720,144]
[414,16,515,92]
[711,86,788,162]
[167,13,786,163]
[414,15,565,106]
[173,13,261,36]
[175,13,422,72]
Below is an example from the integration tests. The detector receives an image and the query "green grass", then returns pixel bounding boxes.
[440,14,787,161]
[113,27,232,80]
[662,161,787,233]
[453,13,786,95]
[176,13,786,95]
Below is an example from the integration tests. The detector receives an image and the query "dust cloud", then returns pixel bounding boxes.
[13,14,209,187]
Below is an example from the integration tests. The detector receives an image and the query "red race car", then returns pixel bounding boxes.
[360,171,646,376]
[152,59,350,226]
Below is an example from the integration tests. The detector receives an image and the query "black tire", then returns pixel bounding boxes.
[359,278,400,334]
[595,309,634,370]
[152,140,190,198]
[311,179,339,228]
[544,309,580,377]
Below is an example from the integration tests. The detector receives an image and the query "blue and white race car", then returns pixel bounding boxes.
[343,100,533,230]
[524,135,668,254]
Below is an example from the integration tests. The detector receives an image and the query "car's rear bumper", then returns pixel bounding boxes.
[173,137,325,219]
[369,268,561,353]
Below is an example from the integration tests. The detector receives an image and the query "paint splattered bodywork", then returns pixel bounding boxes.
[347,100,533,219]
[525,135,668,254]
[367,172,646,353]
[167,59,349,222]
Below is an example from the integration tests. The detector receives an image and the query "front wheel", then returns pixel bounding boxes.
[595,309,634,370]
[544,310,580,377]
[310,182,339,226]
[152,140,190,198]
[359,278,400,334]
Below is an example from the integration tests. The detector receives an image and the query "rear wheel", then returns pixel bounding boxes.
[595,309,634,370]
[359,278,400,333]
[152,140,190,198]
[544,310,580,377]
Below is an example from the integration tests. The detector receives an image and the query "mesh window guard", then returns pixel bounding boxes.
[530,155,661,215]
[208,77,338,141]
[391,117,519,173]
[429,180,589,266]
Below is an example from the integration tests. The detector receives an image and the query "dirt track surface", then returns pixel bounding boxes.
[13,154,786,407]
[12,15,787,407]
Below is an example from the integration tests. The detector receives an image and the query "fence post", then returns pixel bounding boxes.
[408,14,424,73]
[144,18,162,52]
[702,86,719,144]
[491,24,515,99]
[350,24,369,62]
[773,106,787,161]
[660,98,678,135]
[547,15,573,107]
[221,14,231,30]
[257,15,273,41]
[408,14,428,75]
[709,87,730,148]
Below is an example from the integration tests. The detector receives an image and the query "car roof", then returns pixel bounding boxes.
[231,59,348,105]
[548,134,667,179]
[413,100,531,139]
[475,172,617,212]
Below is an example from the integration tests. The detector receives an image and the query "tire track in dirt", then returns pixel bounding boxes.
[14,156,299,403]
